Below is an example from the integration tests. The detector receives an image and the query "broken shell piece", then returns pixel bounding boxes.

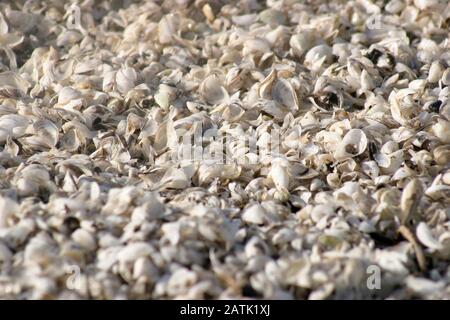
[416,222,443,251]
[242,203,267,225]
[334,129,368,161]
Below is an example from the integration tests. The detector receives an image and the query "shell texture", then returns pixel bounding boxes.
[0,0,449,300]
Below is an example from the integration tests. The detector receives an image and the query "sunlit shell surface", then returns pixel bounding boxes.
[0,0,449,300]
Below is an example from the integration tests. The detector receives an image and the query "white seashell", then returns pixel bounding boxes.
[116,67,137,94]
[400,179,422,224]
[361,161,379,178]
[15,165,52,197]
[117,242,153,264]
[442,68,450,86]
[406,276,445,296]
[304,44,332,72]
[242,203,267,225]
[32,119,59,148]
[158,14,179,45]
[385,0,406,13]
[200,74,228,105]
[360,70,375,91]
[58,87,81,104]
[72,229,97,251]
[24,233,56,266]
[432,119,450,144]
[289,33,312,58]
[0,114,29,142]
[231,14,258,26]
[272,78,299,112]
[243,38,271,56]
[413,0,438,10]
[133,257,158,280]
[269,158,289,193]
[416,222,443,251]
[427,61,444,83]
[334,129,368,161]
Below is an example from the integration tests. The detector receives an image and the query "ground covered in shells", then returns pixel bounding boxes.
[0,0,449,299]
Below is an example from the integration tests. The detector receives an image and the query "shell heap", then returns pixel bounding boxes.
[0,0,450,299]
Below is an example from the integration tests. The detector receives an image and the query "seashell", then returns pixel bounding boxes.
[385,0,406,13]
[158,14,179,45]
[406,276,445,296]
[259,70,299,111]
[232,14,258,27]
[400,178,422,225]
[272,78,299,112]
[259,9,286,26]
[432,145,450,165]
[427,61,444,83]
[413,0,439,10]
[200,74,228,105]
[202,4,215,22]
[269,158,289,194]
[290,33,313,59]
[432,119,450,144]
[72,229,97,251]
[334,129,368,161]
[58,87,81,104]
[442,68,450,86]
[360,69,375,91]
[0,196,18,229]
[0,114,29,142]
[242,203,267,225]
[243,38,271,57]
[416,222,443,251]
[155,83,177,109]
[32,119,59,148]
[304,45,332,72]
[117,242,153,264]
[361,161,379,179]
[56,30,82,47]
[1,0,450,300]
[116,67,137,94]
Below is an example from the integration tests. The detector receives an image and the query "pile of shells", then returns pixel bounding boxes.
[0,0,449,299]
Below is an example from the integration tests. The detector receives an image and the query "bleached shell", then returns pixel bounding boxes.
[72,229,97,251]
[432,120,450,144]
[116,67,137,94]
[442,68,450,86]
[117,242,153,264]
[32,119,59,148]
[0,0,449,300]
[58,87,81,104]
[272,78,299,112]
[269,158,289,193]
[304,44,332,72]
[427,61,444,83]
[416,222,443,251]
[334,129,368,161]
[385,0,406,13]
[158,14,178,45]
[0,114,29,142]
[406,276,445,296]
[242,203,267,225]
[290,33,313,58]
[200,74,228,105]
